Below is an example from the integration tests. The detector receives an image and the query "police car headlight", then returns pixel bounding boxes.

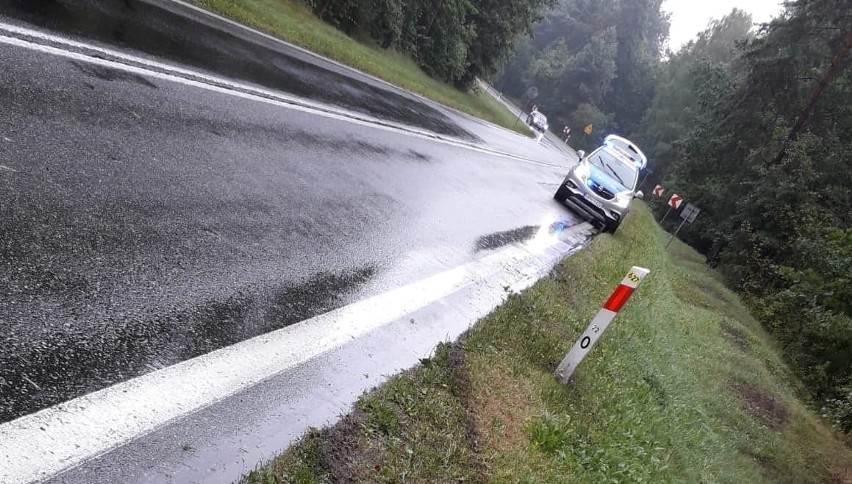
[614,193,632,207]
[572,162,590,180]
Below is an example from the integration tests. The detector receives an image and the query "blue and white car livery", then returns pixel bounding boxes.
[554,135,647,233]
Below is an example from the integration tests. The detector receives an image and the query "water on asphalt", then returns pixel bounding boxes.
[0,38,581,422]
[0,0,476,139]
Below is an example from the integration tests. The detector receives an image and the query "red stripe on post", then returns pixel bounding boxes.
[602,284,635,312]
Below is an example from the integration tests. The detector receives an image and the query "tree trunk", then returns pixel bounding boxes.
[771,29,852,164]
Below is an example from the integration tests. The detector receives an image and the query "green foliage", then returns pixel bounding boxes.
[194,0,531,133]
[241,430,325,484]
[633,9,753,179]
[358,399,401,436]
[527,413,572,454]
[637,1,852,434]
[415,0,475,84]
[602,0,669,134]
[496,0,669,136]
[311,0,554,87]
[567,103,610,151]
[823,382,852,434]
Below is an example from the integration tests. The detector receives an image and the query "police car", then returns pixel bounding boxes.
[554,135,646,233]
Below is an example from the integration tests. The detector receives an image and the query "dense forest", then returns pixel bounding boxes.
[497,0,851,434]
[496,0,669,147]
[306,0,555,87]
[639,0,852,434]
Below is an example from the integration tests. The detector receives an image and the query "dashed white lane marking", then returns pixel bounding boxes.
[0,221,592,484]
[0,23,560,168]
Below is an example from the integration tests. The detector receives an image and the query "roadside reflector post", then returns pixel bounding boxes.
[555,266,650,384]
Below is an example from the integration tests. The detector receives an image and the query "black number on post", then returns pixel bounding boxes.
[580,336,591,349]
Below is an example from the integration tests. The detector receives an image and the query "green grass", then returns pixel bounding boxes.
[242,203,852,483]
[191,0,528,135]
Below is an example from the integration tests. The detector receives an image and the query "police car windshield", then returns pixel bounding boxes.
[587,149,638,190]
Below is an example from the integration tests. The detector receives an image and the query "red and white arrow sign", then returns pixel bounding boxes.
[653,185,664,198]
[668,194,683,209]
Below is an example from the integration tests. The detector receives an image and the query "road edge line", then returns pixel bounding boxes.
[0,30,563,169]
[0,222,593,484]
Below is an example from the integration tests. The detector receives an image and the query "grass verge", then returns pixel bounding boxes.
[243,203,852,483]
[190,0,527,136]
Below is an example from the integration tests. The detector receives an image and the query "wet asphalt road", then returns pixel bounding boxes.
[0,0,474,139]
[0,26,581,422]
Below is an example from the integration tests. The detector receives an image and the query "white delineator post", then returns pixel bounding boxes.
[555,266,650,384]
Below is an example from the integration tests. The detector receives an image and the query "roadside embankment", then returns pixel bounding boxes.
[243,203,852,483]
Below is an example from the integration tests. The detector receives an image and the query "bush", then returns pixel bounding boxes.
[822,382,852,434]
[307,0,548,88]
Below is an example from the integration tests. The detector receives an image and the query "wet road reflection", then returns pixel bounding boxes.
[474,225,540,252]
[0,266,377,421]
[0,0,475,139]
[0,11,581,423]
[473,218,579,253]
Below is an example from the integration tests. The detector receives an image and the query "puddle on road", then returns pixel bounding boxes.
[350,140,390,157]
[474,225,539,252]
[473,219,578,253]
[0,265,377,423]
[70,61,159,89]
[264,266,376,328]
[549,220,574,234]
[326,138,436,164]
[405,150,432,162]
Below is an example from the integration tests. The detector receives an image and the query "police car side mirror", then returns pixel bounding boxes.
[634,191,644,199]
[577,150,585,159]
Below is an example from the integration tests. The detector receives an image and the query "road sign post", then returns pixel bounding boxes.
[555,266,650,384]
[660,193,682,223]
[666,203,700,249]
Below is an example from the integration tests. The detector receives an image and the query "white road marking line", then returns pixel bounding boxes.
[0,23,559,168]
[166,0,526,137]
[0,165,17,172]
[165,0,418,94]
[0,222,592,484]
